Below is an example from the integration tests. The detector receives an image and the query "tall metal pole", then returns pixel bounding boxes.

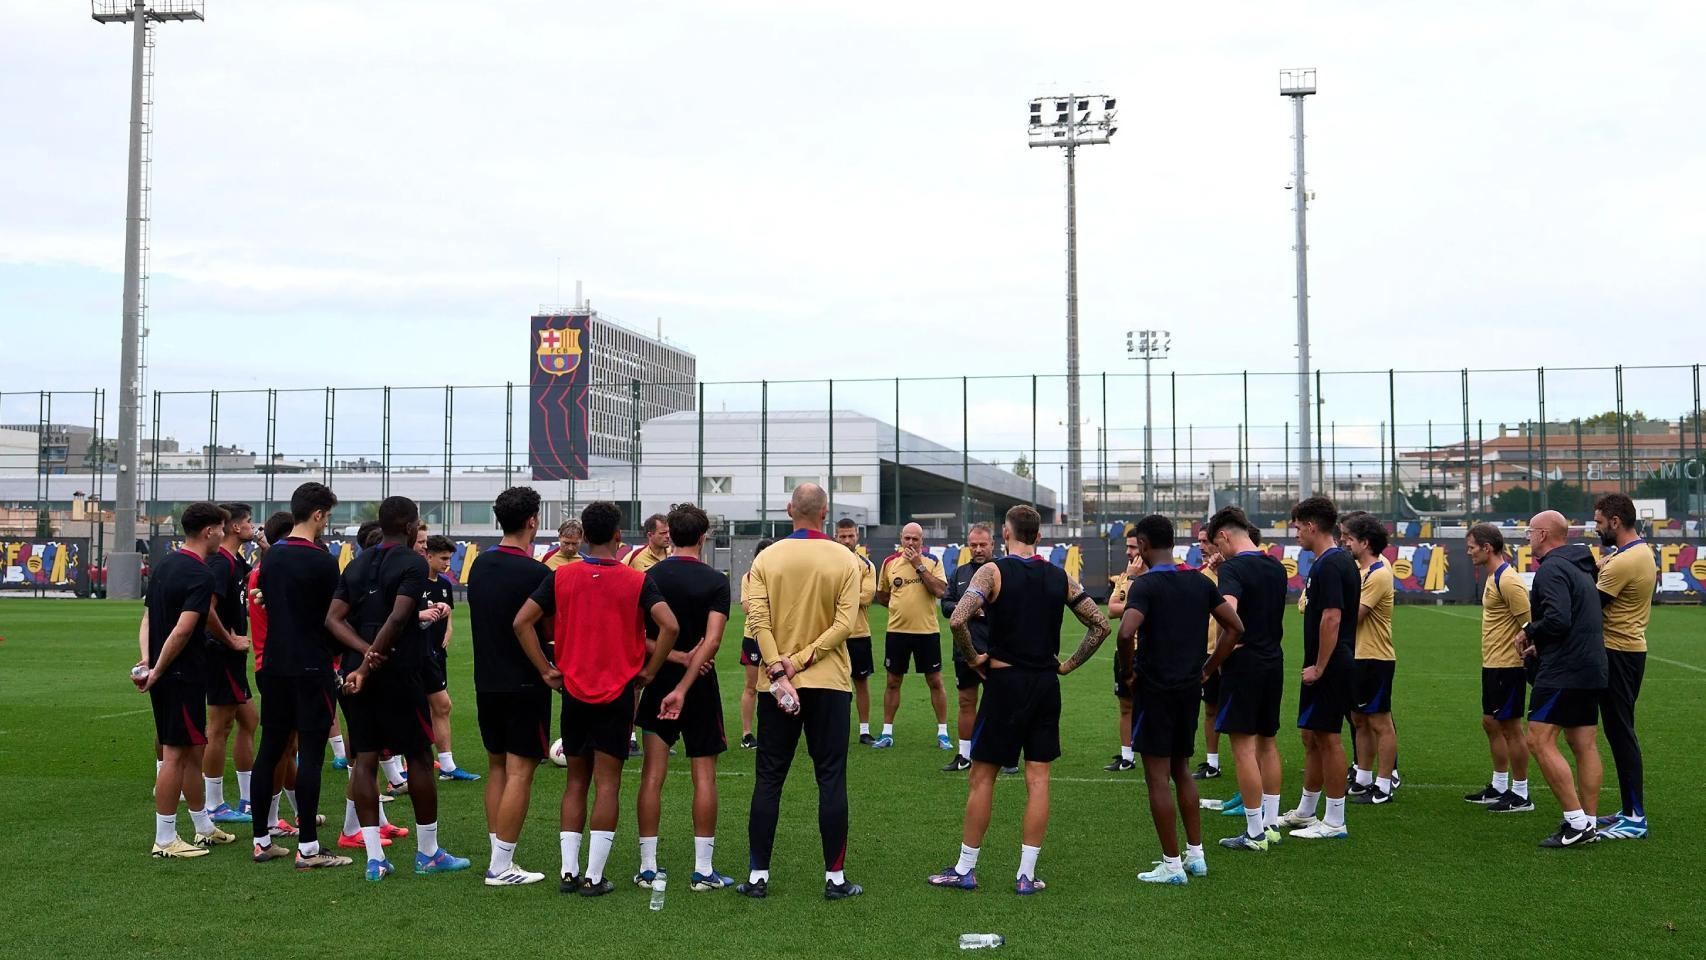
[1143,353,1153,513]
[1064,139,1082,527]
[109,5,150,597]
[1289,89,1314,500]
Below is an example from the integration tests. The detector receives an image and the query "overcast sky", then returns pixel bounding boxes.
[3,0,1703,471]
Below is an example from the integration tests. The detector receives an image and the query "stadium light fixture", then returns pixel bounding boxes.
[1030,92,1116,528]
[1126,330,1171,514]
[1280,68,1317,500]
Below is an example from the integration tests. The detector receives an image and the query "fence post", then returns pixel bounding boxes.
[1694,364,1703,533]
[1314,368,1324,492]
[1169,371,1177,517]
[504,381,514,490]
[697,382,706,513]
[207,390,218,501]
[36,392,49,545]
[827,378,835,521]
[381,387,392,499]
[93,389,107,581]
[1615,364,1627,484]
[150,390,161,539]
[1461,369,1472,521]
[631,379,642,527]
[444,386,455,530]
[264,388,277,507]
[759,379,769,533]
[323,387,335,487]
[1387,369,1397,519]
[1240,371,1249,511]
[962,376,970,533]
[893,378,901,528]
[1098,372,1107,530]
[1030,375,1038,511]
[1284,420,1291,507]
[1537,367,1548,510]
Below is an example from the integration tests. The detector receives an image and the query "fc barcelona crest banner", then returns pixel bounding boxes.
[529,314,590,481]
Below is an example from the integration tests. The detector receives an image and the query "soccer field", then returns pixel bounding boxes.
[1,599,1699,958]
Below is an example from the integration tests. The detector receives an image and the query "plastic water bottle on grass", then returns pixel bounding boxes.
[959,934,1004,950]
[649,871,667,911]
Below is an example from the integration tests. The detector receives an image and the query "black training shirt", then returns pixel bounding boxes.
[334,543,429,676]
[1302,546,1358,668]
[643,555,731,689]
[256,537,341,677]
[421,572,454,656]
[466,545,552,692]
[1125,567,1224,693]
[205,546,251,643]
[1214,552,1287,675]
[145,548,215,681]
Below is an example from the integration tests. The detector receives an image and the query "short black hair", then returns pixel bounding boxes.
[835,517,858,531]
[356,520,382,549]
[1133,513,1174,550]
[581,501,622,547]
[667,502,710,548]
[1468,522,1506,555]
[262,510,294,546]
[493,486,541,535]
[1594,493,1637,530]
[181,501,228,537]
[1291,495,1337,534]
[378,496,419,537]
[1343,513,1388,555]
[1205,505,1256,542]
[643,513,668,535]
[1005,504,1041,545]
[218,502,252,525]
[424,534,455,555]
[753,537,774,557]
[289,482,337,522]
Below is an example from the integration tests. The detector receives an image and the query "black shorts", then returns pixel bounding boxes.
[1215,666,1283,737]
[884,631,942,676]
[1200,672,1222,708]
[150,677,208,747]
[1481,667,1526,720]
[1113,655,1132,700]
[1352,659,1395,715]
[637,666,728,757]
[205,648,253,706]
[968,668,1060,768]
[739,637,762,667]
[954,643,988,691]
[476,688,553,759]
[341,672,433,757]
[1297,662,1353,733]
[1133,685,1200,759]
[257,672,339,734]
[560,681,638,761]
[1529,686,1600,728]
[848,637,875,680]
[423,650,448,695]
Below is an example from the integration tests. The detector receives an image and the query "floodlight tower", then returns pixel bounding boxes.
[1280,68,1317,499]
[1029,93,1116,528]
[91,1,203,599]
[1126,330,1171,513]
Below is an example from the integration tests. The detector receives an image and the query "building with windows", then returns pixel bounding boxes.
[578,312,697,462]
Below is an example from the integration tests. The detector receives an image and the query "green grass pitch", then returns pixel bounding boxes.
[0,599,1700,958]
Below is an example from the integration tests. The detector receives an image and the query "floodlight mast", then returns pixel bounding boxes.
[91,0,204,599]
[1280,68,1317,500]
[1029,94,1116,528]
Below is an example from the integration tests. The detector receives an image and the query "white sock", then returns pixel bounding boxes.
[438,751,456,773]
[329,736,346,761]
[236,769,251,804]
[300,839,320,857]
[1017,843,1040,880]
[937,723,949,738]
[418,821,440,858]
[1298,789,1321,819]
[189,808,214,836]
[1492,770,1510,792]
[1564,808,1591,830]
[491,838,516,874]
[379,801,391,827]
[882,723,893,737]
[1206,753,1220,770]
[343,799,360,835]
[560,831,583,879]
[255,833,272,850]
[638,835,659,874]
[1185,843,1204,861]
[381,757,404,784]
[1325,796,1346,828]
[694,835,715,876]
[1261,794,1281,828]
[1163,853,1182,870]
[859,722,870,736]
[361,825,384,861]
[587,829,615,883]
[283,788,299,818]
[204,776,224,811]
[268,793,281,826]
[1120,745,1134,762]
[1355,766,1373,787]
[959,739,972,761]
[1513,779,1530,799]
[749,868,769,884]
[1245,807,1266,839]
[154,812,177,846]
[1376,776,1392,794]
[827,868,846,883]
[956,843,981,874]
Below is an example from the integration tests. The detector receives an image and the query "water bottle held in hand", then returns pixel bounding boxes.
[649,871,667,911]
[959,934,1004,950]
[775,686,799,714]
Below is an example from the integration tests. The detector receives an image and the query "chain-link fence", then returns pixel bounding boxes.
[5,364,1705,592]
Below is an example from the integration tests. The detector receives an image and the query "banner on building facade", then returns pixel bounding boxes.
[528,313,591,481]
